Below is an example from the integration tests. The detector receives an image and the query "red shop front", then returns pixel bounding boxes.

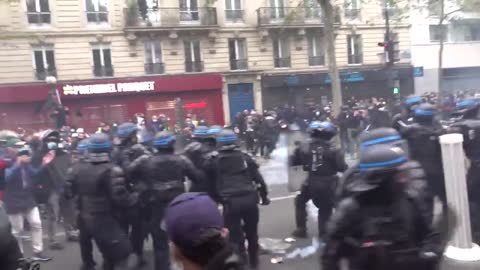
[0,74,224,132]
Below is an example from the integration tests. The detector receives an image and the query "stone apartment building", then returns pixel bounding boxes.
[0,0,413,130]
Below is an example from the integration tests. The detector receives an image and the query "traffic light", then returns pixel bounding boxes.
[378,41,391,64]
[393,86,399,95]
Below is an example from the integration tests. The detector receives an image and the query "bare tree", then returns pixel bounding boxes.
[317,0,343,115]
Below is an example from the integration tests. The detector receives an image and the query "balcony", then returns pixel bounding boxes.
[35,68,57,81]
[348,54,363,65]
[125,7,218,31]
[225,9,244,22]
[185,61,204,72]
[258,7,323,28]
[274,57,291,68]
[230,59,248,70]
[344,8,361,20]
[27,12,51,24]
[309,56,325,66]
[145,63,165,74]
[93,66,114,77]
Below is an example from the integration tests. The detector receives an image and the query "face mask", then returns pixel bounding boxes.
[47,142,58,150]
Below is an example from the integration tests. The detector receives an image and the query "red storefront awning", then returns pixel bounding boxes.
[0,74,223,103]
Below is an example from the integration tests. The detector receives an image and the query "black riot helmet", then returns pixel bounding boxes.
[413,103,436,124]
[216,128,238,148]
[454,99,480,119]
[348,144,408,192]
[116,122,138,144]
[153,131,176,150]
[358,128,408,154]
[308,121,337,141]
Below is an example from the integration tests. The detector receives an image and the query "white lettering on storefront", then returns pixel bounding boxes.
[62,81,155,96]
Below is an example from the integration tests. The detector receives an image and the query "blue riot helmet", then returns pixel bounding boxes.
[413,103,436,124]
[348,144,408,192]
[138,129,154,147]
[205,125,222,149]
[87,133,113,162]
[454,99,480,119]
[216,129,238,148]
[308,121,337,141]
[73,138,90,161]
[153,131,176,151]
[192,126,209,142]
[403,96,423,114]
[357,128,408,155]
[116,122,138,144]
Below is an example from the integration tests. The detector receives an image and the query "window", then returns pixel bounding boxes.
[184,40,203,72]
[225,0,243,21]
[229,39,248,70]
[144,40,164,74]
[92,43,113,77]
[32,44,56,80]
[307,33,324,66]
[304,0,321,19]
[344,0,360,19]
[270,0,285,19]
[86,0,108,23]
[273,38,290,68]
[429,25,448,42]
[180,0,199,22]
[451,24,480,41]
[26,0,50,24]
[347,34,362,64]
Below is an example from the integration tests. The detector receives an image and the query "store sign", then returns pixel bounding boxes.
[62,81,155,96]
[413,67,424,77]
[324,72,365,83]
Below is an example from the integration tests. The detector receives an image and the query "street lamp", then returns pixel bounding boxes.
[45,75,57,85]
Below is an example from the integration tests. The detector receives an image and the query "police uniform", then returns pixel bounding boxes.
[205,129,269,269]
[126,131,204,270]
[291,121,347,238]
[65,133,136,270]
[322,145,444,270]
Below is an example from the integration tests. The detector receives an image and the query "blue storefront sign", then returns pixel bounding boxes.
[324,72,365,83]
[413,67,424,77]
[285,75,300,86]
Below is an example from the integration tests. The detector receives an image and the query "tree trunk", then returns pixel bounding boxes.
[318,0,342,115]
[438,0,445,98]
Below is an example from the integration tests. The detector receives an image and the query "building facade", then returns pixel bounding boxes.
[0,0,414,130]
[410,1,480,95]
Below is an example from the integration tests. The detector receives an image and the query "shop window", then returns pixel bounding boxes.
[229,38,248,70]
[429,25,448,42]
[347,34,362,64]
[307,32,324,66]
[225,0,243,22]
[184,40,203,72]
[86,0,108,23]
[273,37,291,68]
[26,0,50,24]
[144,40,164,74]
[92,43,113,77]
[32,44,56,80]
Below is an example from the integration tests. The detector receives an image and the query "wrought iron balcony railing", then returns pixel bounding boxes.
[27,12,51,24]
[274,57,291,68]
[93,66,114,77]
[230,59,248,70]
[125,7,218,28]
[145,63,165,74]
[185,61,204,72]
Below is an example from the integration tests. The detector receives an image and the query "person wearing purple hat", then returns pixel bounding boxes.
[165,193,241,270]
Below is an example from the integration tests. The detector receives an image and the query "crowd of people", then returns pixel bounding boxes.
[1,91,480,270]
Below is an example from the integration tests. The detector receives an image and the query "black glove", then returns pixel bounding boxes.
[261,197,271,206]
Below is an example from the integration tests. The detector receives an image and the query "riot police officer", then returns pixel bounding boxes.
[335,127,433,224]
[322,144,444,270]
[111,122,151,266]
[125,131,204,270]
[450,99,480,240]
[400,104,446,208]
[184,125,221,199]
[392,96,423,131]
[204,129,270,269]
[291,121,348,239]
[65,133,136,270]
